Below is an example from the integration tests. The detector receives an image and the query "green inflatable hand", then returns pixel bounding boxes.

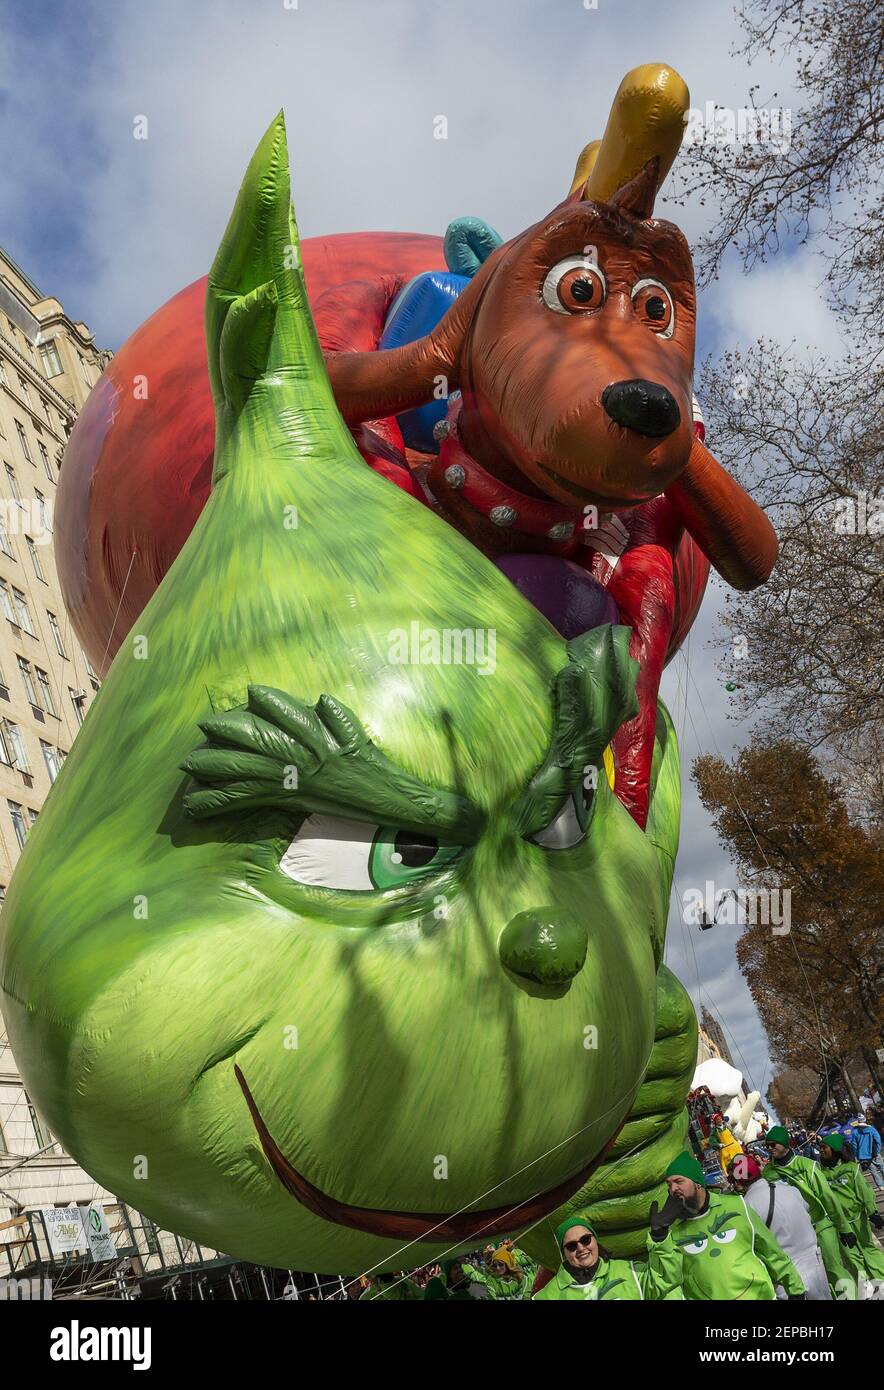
[0,115,682,1273]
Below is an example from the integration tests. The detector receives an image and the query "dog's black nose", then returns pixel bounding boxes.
[602,379,681,437]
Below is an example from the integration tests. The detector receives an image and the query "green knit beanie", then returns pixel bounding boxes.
[664,1151,705,1183]
[766,1126,790,1148]
[821,1132,843,1153]
[554,1214,596,1252]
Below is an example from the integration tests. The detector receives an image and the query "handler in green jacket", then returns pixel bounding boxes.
[819,1132,884,1286]
[533,1215,650,1300]
[763,1125,859,1297]
[645,1152,806,1301]
[470,1247,527,1300]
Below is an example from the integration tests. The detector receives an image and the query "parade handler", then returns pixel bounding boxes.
[728,1152,831,1300]
[645,1152,806,1300]
[470,1248,527,1300]
[533,1215,653,1300]
[763,1125,859,1297]
[819,1133,884,1286]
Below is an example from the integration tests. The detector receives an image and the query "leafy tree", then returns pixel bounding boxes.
[767,1067,822,1123]
[693,740,883,1094]
[672,0,884,819]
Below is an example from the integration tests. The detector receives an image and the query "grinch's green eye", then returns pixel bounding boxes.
[528,786,594,850]
[711,1228,736,1245]
[279,813,463,893]
[682,1237,707,1255]
[369,828,463,890]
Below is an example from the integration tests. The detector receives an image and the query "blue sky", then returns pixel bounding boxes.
[0,0,846,1113]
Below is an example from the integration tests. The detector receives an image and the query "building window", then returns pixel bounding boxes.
[70,688,86,726]
[39,442,53,481]
[0,580,15,623]
[17,375,30,404]
[11,587,35,634]
[36,668,56,716]
[26,537,45,582]
[5,463,20,499]
[47,610,66,656]
[41,740,61,782]
[8,800,27,848]
[39,341,63,378]
[14,420,32,464]
[24,1090,51,1149]
[5,721,30,772]
[35,489,51,532]
[0,723,13,766]
[18,656,39,707]
[0,358,7,384]
[0,518,13,559]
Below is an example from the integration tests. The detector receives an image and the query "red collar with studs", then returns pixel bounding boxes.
[426,397,588,556]
[424,395,704,556]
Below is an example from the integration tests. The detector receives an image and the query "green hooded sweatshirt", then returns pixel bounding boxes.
[762,1152,847,1233]
[820,1160,884,1280]
[533,1253,647,1301]
[470,1265,526,1300]
[533,1215,650,1301]
[762,1149,860,1296]
[645,1189,805,1301]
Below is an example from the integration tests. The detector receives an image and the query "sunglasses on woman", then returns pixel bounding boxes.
[564,1233,594,1254]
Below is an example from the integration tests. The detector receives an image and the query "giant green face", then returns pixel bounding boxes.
[0,117,674,1272]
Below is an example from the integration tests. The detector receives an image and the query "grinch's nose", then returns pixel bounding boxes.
[499,908,588,984]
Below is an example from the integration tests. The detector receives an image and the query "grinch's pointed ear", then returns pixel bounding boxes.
[206,113,355,486]
[207,113,290,440]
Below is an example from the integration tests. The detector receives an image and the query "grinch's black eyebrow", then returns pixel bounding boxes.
[514,626,638,838]
[180,685,484,841]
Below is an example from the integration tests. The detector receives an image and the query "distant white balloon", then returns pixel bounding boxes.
[692,1058,744,1101]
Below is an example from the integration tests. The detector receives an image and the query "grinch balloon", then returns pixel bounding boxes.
[0,66,776,1273]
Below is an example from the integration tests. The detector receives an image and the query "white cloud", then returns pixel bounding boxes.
[707,250,847,359]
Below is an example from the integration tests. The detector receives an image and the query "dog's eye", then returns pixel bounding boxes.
[542,256,606,315]
[631,279,675,337]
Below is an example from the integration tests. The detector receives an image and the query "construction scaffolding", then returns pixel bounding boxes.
[0,1191,360,1300]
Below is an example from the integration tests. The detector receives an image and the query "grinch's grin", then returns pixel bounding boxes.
[235,1065,619,1242]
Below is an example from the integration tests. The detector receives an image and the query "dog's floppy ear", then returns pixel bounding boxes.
[568,138,601,197]
[609,158,660,220]
[579,63,689,213]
